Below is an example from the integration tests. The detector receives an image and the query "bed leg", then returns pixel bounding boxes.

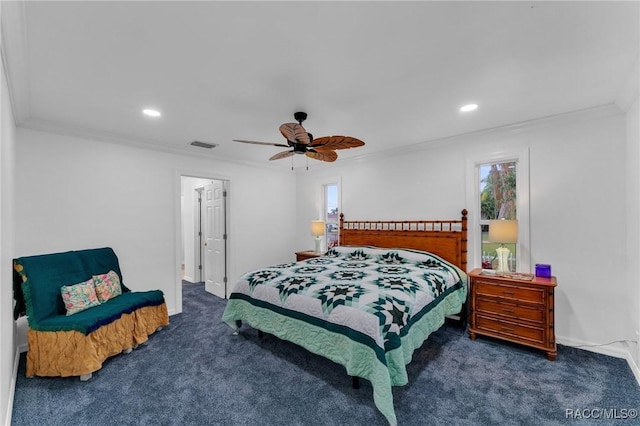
[352,376,360,389]
[232,320,242,335]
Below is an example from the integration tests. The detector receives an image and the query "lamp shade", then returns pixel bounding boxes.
[488,219,518,244]
[310,220,325,237]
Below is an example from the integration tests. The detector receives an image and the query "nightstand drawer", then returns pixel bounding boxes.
[475,315,545,344]
[475,298,544,322]
[475,280,544,304]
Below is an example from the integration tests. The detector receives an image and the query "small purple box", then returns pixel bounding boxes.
[535,264,551,278]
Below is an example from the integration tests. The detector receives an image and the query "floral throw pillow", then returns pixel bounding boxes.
[93,270,122,302]
[61,279,101,316]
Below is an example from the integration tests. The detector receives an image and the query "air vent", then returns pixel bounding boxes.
[189,141,217,149]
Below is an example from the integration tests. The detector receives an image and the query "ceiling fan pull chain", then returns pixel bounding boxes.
[306,156,309,171]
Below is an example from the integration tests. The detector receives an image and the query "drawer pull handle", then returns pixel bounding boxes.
[501,308,515,313]
[501,326,515,332]
[502,291,515,295]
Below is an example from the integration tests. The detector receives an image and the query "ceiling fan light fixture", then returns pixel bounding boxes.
[460,104,478,112]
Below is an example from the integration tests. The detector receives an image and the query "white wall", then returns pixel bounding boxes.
[14,128,297,317]
[296,105,633,354]
[0,26,17,426]
[626,97,640,367]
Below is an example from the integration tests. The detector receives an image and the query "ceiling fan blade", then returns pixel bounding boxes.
[306,150,338,162]
[233,139,290,147]
[279,123,311,145]
[269,150,295,161]
[310,136,365,151]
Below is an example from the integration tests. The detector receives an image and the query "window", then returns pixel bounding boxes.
[466,149,530,273]
[480,162,517,270]
[324,183,339,249]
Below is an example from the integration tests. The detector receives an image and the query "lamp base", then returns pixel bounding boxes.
[495,246,511,274]
[314,237,322,254]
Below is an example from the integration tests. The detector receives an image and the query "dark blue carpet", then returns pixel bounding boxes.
[11,282,639,425]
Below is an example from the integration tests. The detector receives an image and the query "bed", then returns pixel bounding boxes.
[222,210,468,425]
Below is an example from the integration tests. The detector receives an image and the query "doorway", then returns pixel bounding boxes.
[181,176,228,300]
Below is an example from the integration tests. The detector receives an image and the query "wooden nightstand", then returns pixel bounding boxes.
[467,268,558,360]
[295,251,322,262]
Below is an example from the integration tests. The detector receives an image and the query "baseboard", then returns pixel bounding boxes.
[5,348,20,426]
[626,350,640,385]
[557,335,640,385]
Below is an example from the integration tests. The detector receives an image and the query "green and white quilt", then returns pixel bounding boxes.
[222,246,468,425]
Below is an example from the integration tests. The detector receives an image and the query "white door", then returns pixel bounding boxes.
[203,180,226,298]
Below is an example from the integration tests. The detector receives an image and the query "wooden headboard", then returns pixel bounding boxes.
[338,209,468,271]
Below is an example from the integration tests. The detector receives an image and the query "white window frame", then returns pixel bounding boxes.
[466,149,531,273]
[323,181,340,249]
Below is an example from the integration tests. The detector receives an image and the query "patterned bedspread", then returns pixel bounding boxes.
[222,246,468,425]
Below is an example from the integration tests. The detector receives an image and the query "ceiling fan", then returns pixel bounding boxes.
[233,112,365,164]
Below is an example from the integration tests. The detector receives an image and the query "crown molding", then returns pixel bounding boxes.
[20,117,294,174]
[1,0,29,124]
[21,103,623,176]
[305,103,624,173]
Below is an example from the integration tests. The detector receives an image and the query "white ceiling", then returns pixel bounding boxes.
[4,1,639,169]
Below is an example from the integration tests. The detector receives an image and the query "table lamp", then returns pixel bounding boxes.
[310,220,325,254]
[488,219,518,273]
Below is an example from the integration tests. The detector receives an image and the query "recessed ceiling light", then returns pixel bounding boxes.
[460,104,478,112]
[142,108,161,117]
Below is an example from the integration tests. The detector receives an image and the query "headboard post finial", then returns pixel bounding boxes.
[461,209,468,272]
